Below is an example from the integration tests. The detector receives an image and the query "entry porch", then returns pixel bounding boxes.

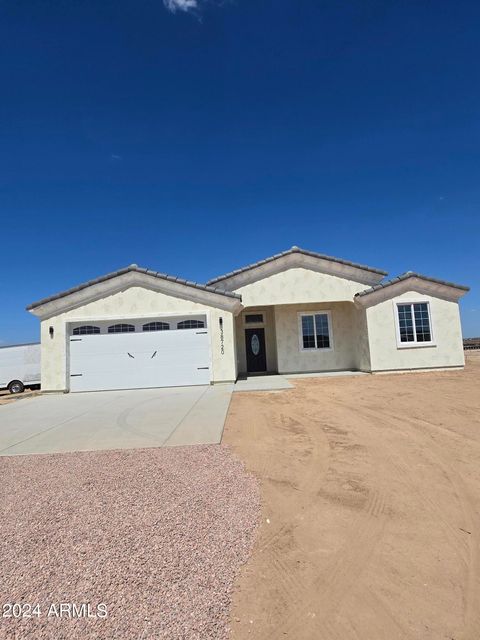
[234,302,370,377]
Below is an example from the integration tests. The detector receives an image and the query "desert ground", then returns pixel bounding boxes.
[1,355,479,639]
[0,388,40,406]
[225,353,480,640]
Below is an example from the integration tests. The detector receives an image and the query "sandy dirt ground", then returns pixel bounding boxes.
[0,389,40,406]
[224,353,480,640]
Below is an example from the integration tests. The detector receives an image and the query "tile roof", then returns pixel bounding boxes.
[206,246,388,285]
[355,271,470,298]
[26,264,242,310]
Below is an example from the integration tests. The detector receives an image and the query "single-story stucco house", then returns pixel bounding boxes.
[27,247,469,393]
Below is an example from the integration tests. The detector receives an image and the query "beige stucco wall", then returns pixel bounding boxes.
[273,302,367,374]
[235,307,278,374]
[351,305,371,371]
[235,268,371,307]
[365,291,465,372]
[40,286,237,391]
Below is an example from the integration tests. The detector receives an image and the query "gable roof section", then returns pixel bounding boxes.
[27,264,242,318]
[355,271,469,305]
[207,246,388,289]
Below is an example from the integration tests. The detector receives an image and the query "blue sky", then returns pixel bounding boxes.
[0,0,479,343]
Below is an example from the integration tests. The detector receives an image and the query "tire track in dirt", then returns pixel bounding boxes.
[330,398,479,639]
[258,391,389,640]
[226,362,480,640]
[228,391,336,635]
[264,487,388,640]
[298,395,472,639]
[229,388,391,640]
[356,404,480,639]
[344,587,411,640]
[255,399,331,608]
[331,400,471,554]
[254,396,329,556]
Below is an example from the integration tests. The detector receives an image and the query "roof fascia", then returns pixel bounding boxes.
[214,253,385,291]
[28,271,243,320]
[354,276,468,308]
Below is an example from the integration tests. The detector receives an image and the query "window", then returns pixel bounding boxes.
[72,325,100,335]
[143,322,170,332]
[397,302,432,345]
[245,314,264,324]
[107,323,135,334]
[299,312,332,350]
[177,319,205,329]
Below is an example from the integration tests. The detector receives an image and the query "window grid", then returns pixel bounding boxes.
[107,324,135,334]
[414,303,431,342]
[302,315,316,349]
[245,314,264,324]
[142,322,170,332]
[397,305,415,342]
[177,319,205,330]
[301,313,331,350]
[72,325,100,335]
[315,314,330,349]
[397,303,432,344]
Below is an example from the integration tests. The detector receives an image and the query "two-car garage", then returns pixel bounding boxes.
[68,316,211,392]
[27,265,241,393]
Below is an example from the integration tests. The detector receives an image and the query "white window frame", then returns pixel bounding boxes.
[68,313,208,336]
[177,319,206,330]
[142,321,170,332]
[72,325,101,335]
[297,311,334,352]
[244,313,265,326]
[393,300,436,349]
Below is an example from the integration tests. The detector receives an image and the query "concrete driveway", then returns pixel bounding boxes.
[0,385,233,456]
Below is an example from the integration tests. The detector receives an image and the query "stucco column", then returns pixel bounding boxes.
[209,310,237,383]
[40,318,68,392]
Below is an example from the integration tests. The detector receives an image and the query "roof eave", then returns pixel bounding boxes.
[27,266,242,319]
[354,273,469,307]
[206,246,387,287]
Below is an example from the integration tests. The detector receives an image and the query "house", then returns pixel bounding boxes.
[27,247,469,393]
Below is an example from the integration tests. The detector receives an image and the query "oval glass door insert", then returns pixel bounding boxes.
[251,334,260,356]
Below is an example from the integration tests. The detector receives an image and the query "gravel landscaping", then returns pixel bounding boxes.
[0,445,259,640]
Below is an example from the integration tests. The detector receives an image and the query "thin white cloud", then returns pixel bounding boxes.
[163,0,198,13]
[163,0,227,15]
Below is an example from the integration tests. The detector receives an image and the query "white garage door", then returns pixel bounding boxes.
[69,328,210,392]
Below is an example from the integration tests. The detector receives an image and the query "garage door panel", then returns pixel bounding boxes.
[71,368,210,392]
[69,329,211,392]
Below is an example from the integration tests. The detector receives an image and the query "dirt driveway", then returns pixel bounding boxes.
[224,354,480,640]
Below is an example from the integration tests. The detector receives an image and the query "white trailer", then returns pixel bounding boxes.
[0,343,41,394]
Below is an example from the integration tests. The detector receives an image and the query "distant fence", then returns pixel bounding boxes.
[464,340,480,351]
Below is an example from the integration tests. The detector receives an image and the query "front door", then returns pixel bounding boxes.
[245,328,267,373]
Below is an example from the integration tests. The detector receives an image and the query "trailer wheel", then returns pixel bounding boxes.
[8,380,25,394]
